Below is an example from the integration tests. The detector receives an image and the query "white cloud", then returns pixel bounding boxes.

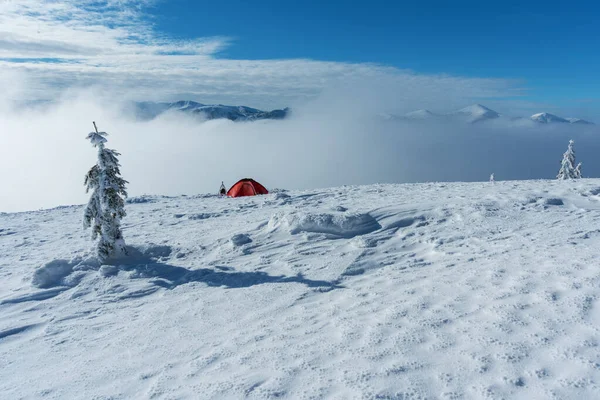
[0,0,526,109]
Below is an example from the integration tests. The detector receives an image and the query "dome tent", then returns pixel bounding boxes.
[227,178,269,197]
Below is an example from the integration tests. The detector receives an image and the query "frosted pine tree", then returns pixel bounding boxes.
[575,162,582,179]
[84,122,128,261]
[557,140,579,180]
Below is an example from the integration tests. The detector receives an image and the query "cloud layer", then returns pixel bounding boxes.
[1,91,598,213]
[0,0,526,110]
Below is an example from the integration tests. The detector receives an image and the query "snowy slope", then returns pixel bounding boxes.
[3,180,600,399]
[566,118,594,125]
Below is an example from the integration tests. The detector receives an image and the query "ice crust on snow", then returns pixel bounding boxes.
[3,180,600,399]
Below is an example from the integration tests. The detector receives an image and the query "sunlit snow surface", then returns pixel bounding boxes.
[2,180,600,399]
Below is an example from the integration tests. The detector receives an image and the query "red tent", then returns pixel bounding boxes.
[227,178,269,197]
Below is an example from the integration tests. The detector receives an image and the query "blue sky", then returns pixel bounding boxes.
[0,0,598,118]
[151,0,598,103]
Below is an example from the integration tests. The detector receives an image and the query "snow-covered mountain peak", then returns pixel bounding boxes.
[450,103,500,123]
[133,101,288,122]
[458,103,495,114]
[530,112,569,124]
[397,104,594,126]
[404,109,438,119]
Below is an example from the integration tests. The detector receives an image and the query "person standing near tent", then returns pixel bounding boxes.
[219,182,227,196]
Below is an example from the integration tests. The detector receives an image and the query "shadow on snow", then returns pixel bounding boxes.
[118,245,341,290]
[123,262,342,291]
[27,244,342,298]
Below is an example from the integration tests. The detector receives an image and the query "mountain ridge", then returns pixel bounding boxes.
[400,104,594,125]
[131,100,594,125]
[133,100,289,122]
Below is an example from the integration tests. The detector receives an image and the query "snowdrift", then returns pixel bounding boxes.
[267,211,382,238]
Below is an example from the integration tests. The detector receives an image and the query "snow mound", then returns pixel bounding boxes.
[32,259,87,289]
[268,212,381,238]
[230,233,252,246]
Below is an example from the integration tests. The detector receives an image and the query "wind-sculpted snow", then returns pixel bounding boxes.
[32,259,81,289]
[2,180,600,398]
[268,211,382,238]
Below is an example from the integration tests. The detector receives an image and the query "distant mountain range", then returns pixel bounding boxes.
[389,104,594,125]
[133,101,289,122]
[130,100,593,126]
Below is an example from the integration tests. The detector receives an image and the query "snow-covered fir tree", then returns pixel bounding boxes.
[84,122,128,261]
[575,162,582,179]
[557,140,580,180]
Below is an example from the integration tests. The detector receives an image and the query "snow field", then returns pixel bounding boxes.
[2,180,600,399]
